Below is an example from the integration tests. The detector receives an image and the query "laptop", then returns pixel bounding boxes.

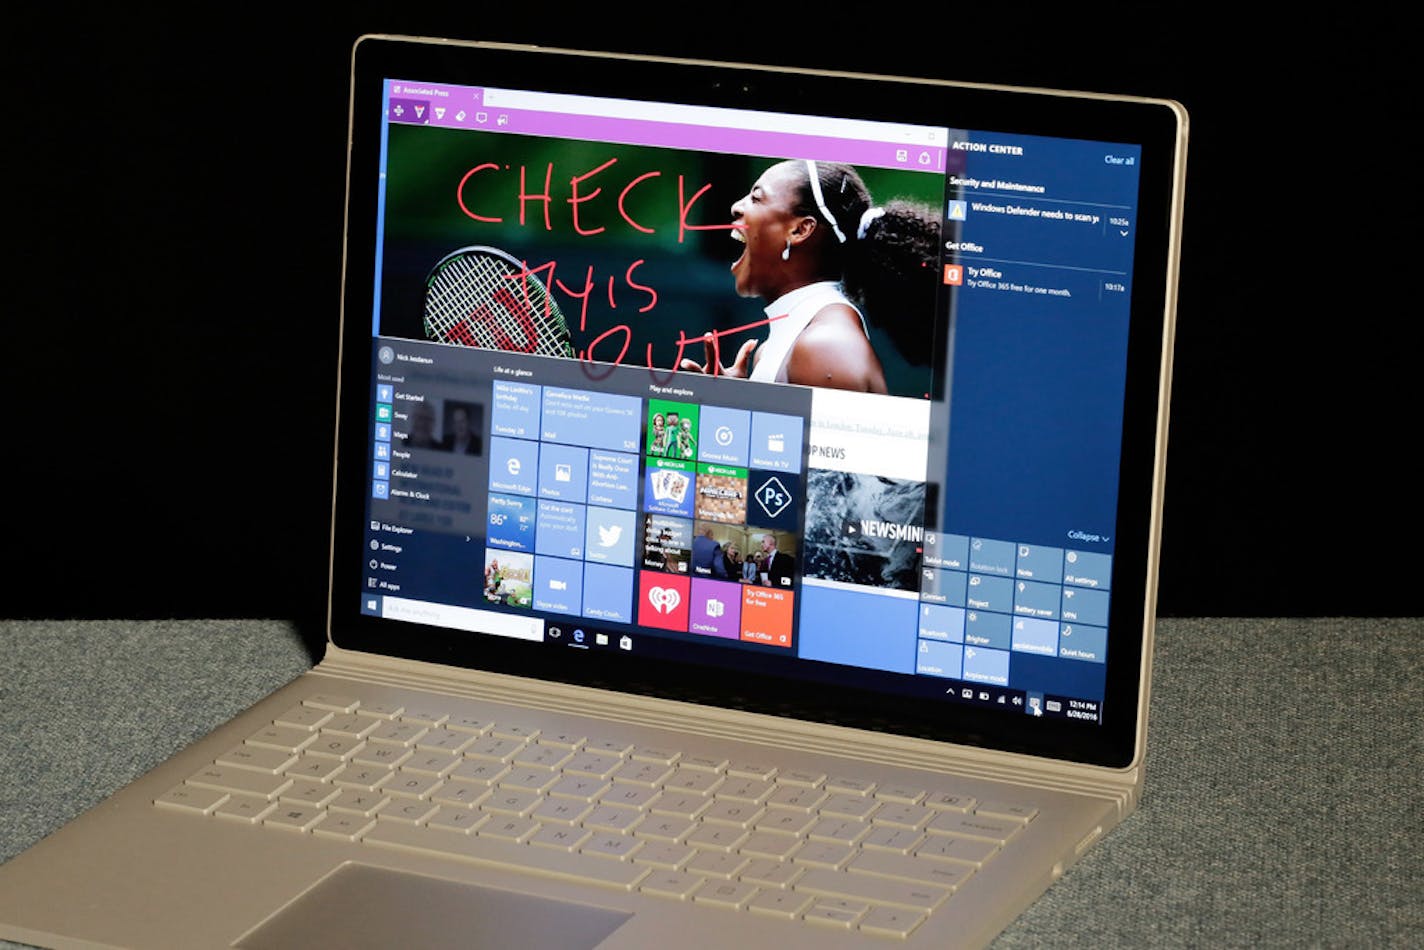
[0,35,1186,949]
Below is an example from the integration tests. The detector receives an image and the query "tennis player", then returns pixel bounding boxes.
[681,160,938,393]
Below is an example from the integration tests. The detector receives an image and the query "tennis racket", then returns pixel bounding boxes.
[423,245,575,357]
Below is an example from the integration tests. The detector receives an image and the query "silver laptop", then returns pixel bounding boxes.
[0,35,1186,949]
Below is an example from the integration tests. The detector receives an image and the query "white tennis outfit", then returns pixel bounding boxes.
[750,281,869,383]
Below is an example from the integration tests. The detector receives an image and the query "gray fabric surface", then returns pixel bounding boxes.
[1,617,1419,947]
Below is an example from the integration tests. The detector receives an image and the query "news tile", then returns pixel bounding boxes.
[1063,550,1112,591]
[637,572,690,632]
[798,585,917,674]
[533,555,583,616]
[1011,617,1059,656]
[1059,587,1110,626]
[486,493,537,552]
[1057,622,1107,663]
[582,563,633,624]
[488,436,538,496]
[748,412,803,472]
[961,645,1010,686]
[963,610,1012,650]
[541,387,641,453]
[740,586,794,648]
[803,469,925,592]
[586,450,638,509]
[915,640,964,679]
[688,579,742,641]
[690,522,741,580]
[491,381,542,439]
[918,603,965,642]
[534,500,586,560]
[1014,543,1064,583]
[584,506,636,568]
[697,405,751,467]
[537,442,589,503]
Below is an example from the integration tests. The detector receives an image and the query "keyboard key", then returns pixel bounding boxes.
[377,799,438,824]
[273,705,331,730]
[581,834,642,861]
[859,905,928,939]
[926,813,1018,843]
[685,851,749,880]
[803,899,866,928]
[915,835,998,867]
[303,694,360,712]
[862,826,925,855]
[795,868,950,911]
[825,777,875,796]
[415,728,477,754]
[245,724,318,752]
[765,785,826,812]
[280,780,341,807]
[693,880,757,909]
[847,851,974,890]
[366,721,427,746]
[740,858,802,890]
[640,870,702,900]
[322,714,379,738]
[876,784,926,804]
[328,789,388,816]
[400,708,449,727]
[923,792,976,812]
[631,841,695,869]
[976,801,1038,823]
[265,804,324,832]
[477,816,539,842]
[726,762,777,781]
[187,766,291,799]
[748,889,814,919]
[426,807,486,834]
[432,780,491,809]
[213,794,276,824]
[529,825,591,852]
[213,746,294,774]
[154,785,227,815]
[312,812,376,841]
[631,746,680,765]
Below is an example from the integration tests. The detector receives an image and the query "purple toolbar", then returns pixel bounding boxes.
[386,82,945,173]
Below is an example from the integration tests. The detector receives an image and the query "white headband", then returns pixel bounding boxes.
[857,207,885,240]
[804,160,847,244]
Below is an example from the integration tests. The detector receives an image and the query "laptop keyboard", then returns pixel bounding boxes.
[156,692,1037,939]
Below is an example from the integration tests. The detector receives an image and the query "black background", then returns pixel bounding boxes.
[8,7,1413,628]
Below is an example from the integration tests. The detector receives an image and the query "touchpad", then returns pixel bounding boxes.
[236,863,632,949]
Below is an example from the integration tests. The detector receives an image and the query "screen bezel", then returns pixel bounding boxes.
[329,36,1181,769]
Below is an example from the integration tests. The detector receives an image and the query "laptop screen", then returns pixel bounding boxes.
[332,39,1182,768]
